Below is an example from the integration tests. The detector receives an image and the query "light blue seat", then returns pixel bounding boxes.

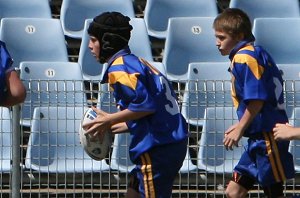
[229,0,300,24]
[0,18,69,68]
[277,64,300,119]
[181,62,232,127]
[0,0,52,19]
[179,149,197,173]
[0,107,12,172]
[60,0,135,39]
[144,0,218,39]
[288,107,300,172]
[19,61,86,127]
[110,133,135,173]
[253,18,300,64]
[98,83,119,114]
[198,107,247,174]
[25,106,110,173]
[162,17,228,81]
[78,18,153,80]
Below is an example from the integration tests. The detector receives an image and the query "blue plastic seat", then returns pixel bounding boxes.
[179,149,197,173]
[19,61,86,127]
[144,0,218,39]
[78,18,153,80]
[0,18,69,68]
[110,133,134,173]
[181,62,232,127]
[60,0,135,39]
[0,0,52,19]
[25,106,110,173]
[277,64,300,119]
[229,0,300,24]
[198,107,247,174]
[162,17,228,81]
[253,18,300,64]
[288,107,300,172]
[0,107,12,172]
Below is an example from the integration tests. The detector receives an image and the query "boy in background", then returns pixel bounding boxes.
[214,8,294,198]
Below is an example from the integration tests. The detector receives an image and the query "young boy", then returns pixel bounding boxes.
[82,12,189,198]
[213,8,295,198]
[0,40,26,106]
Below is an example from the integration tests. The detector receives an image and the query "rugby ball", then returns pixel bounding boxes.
[79,108,112,161]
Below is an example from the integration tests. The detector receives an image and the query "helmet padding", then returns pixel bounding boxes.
[88,12,133,63]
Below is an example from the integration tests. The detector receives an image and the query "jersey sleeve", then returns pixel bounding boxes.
[232,54,268,102]
[108,69,156,112]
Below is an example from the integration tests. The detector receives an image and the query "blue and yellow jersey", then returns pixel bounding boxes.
[229,41,288,137]
[102,47,189,161]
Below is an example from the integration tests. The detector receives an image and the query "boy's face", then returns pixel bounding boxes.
[214,30,240,56]
[88,36,101,61]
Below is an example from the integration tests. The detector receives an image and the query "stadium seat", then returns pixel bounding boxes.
[78,18,153,81]
[197,107,247,174]
[0,0,52,19]
[181,62,232,127]
[0,18,69,68]
[60,0,135,39]
[253,18,300,64]
[19,61,86,127]
[229,0,300,24]
[144,0,218,39]
[110,133,135,173]
[288,107,300,172]
[0,107,12,172]
[277,64,300,119]
[25,106,110,173]
[98,83,119,114]
[179,149,197,173]
[162,17,228,81]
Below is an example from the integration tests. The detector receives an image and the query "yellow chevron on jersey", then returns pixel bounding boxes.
[108,71,140,90]
[111,56,124,66]
[233,53,264,80]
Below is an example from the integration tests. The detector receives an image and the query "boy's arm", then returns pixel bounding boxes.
[0,70,26,107]
[273,123,300,140]
[224,100,264,150]
[83,106,154,136]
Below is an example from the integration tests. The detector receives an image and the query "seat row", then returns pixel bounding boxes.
[1,105,300,174]
[2,16,300,84]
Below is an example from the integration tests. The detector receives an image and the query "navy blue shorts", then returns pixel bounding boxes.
[128,139,188,198]
[234,132,295,188]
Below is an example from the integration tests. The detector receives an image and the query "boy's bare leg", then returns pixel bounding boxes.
[225,181,248,198]
[125,187,140,198]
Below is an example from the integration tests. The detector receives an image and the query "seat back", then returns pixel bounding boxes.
[277,64,300,119]
[198,107,247,173]
[0,18,69,68]
[144,0,218,38]
[229,0,300,23]
[253,18,300,64]
[0,107,12,172]
[110,133,135,173]
[25,106,110,173]
[0,0,52,19]
[181,62,232,126]
[288,107,300,172]
[20,61,86,127]
[162,17,228,81]
[60,0,135,38]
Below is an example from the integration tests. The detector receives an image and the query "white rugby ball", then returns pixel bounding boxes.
[79,108,112,161]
